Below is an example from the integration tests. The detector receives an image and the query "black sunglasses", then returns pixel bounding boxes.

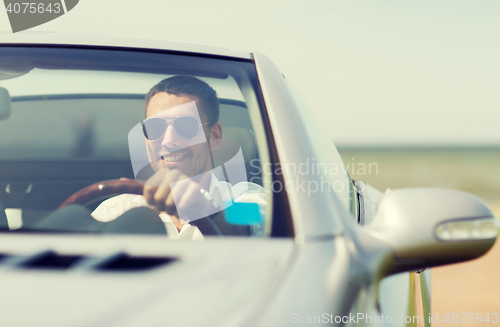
[142,116,213,141]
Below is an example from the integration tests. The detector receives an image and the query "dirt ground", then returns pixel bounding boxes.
[431,203,500,326]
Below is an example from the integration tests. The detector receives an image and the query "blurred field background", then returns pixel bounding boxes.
[338,146,500,325]
[337,146,500,208]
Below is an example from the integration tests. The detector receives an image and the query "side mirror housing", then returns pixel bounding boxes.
[366,188,499,275]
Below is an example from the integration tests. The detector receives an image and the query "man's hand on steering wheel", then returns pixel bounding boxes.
[143,168,219,222]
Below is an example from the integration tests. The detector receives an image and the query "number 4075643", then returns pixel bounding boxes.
[5,2,61,14]
[443,313,498,324]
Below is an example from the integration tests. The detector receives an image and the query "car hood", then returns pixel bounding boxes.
[0,234,295,327]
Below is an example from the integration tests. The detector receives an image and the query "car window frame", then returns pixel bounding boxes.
[0,44,295,238]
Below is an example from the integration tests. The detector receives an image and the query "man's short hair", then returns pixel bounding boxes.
[145,75,219,124]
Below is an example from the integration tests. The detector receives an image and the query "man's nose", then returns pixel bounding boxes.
[161,124,180,147]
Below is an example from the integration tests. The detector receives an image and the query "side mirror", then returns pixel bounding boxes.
[366,188,499,275]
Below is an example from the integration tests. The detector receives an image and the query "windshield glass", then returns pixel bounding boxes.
[0,46,274,238]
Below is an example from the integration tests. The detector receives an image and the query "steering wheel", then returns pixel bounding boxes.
[58,179,250,236]
[58,178,226,235]
[58,179,144,209]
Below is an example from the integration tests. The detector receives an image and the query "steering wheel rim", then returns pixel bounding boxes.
[58,179,252,237]
[58,179,144,209]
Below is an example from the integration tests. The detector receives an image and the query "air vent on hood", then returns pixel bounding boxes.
[0,250,83,270]
[22,251,83,270]
[0,251,176,272]
[95,253,176,272]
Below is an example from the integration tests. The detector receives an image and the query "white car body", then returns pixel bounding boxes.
[0,35,492,327]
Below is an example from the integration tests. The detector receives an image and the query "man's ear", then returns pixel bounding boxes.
[209,122,222,151]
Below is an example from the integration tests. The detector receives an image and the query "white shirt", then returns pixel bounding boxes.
[91,173,266,240]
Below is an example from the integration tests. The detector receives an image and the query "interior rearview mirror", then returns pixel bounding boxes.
[366,188,499,276]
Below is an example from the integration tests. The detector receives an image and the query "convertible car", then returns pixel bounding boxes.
[0,35,497,326]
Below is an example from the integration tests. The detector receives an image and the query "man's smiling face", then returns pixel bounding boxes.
[145,92,213,177]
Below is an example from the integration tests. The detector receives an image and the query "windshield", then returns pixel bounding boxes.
[0,46,275,238]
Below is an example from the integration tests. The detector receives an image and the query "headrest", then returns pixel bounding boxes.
[211,127,259,185]
[0,199,8,229]
[0,87,11,120]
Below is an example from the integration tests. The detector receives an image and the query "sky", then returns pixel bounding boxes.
[1,0,499,146]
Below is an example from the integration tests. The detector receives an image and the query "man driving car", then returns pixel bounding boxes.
[92,76,266,239]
